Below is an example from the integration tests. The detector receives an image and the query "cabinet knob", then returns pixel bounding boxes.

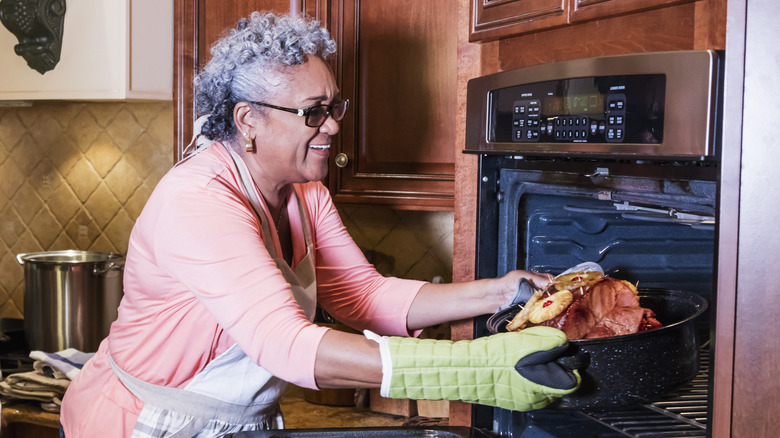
[335,153,349,168]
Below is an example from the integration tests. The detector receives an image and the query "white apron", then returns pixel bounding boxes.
[110,146,318,437]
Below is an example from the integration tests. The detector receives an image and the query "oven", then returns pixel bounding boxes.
[464,50,723,437]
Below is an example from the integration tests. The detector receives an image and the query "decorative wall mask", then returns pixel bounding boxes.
[0,0,66,74]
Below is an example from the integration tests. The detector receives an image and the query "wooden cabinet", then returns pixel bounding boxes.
[326,0,456,210]
[174,0,455,210]
[0,0,172,100]
[471,0,567,41]
[470,0,699,42]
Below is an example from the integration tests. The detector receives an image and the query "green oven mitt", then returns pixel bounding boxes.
[366,326,580,412]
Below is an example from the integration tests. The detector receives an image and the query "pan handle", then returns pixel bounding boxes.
[93,259,126,276]
[557,348,589,371]
[15,253,30,265]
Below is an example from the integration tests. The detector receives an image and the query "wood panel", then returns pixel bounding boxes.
[471,0,568,42]
[497,1,725,71]
[327,0,457,210]
[569,0,696,23]
[449,0,499,427]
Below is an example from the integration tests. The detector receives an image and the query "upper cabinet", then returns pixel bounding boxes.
[174,0,456,211]
[471,0,567,40]
[327,0,456,210]
[471,0,698,42]
[0,0,172,101]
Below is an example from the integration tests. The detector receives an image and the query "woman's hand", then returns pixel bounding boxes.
[495,270,553,312]
[406,270,553,331]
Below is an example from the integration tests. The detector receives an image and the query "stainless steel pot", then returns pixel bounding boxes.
[16,250,124,352]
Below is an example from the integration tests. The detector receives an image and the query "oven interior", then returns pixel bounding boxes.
[473,155,717,437]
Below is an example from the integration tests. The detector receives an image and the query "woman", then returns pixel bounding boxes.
[60,12,578,437]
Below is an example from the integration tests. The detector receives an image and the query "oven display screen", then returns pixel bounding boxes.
[544,93,603,115]
[489,74,666,144]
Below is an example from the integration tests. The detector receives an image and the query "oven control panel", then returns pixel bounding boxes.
[503,75,661,144]
[512,92,628,143]
[465,50,721,157]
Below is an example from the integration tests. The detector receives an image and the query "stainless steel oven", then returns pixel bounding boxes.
[465,50,723,437]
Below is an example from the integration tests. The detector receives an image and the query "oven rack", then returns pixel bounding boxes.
[581,348,709,437]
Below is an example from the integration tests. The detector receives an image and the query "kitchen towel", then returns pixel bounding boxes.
[29,348,94,380]
[0,349,93,413]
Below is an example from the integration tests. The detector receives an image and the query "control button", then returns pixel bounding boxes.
[598,121,606,134]
[609,101,617,110]
[590,121,598,135]
[616,115,624,125]
[616,100,624,110]
[616,129,623,139]
[531,130,539,139]
[555,131,561,139]
[515,130,522,140]
[574,130,580,138]
[562,118,568,126]
[608,116,615,125]
[607,129,615,139]
[526,130,533,139]
[582,117,587,125]
[546,122,554,135]
[513,119,519,127]
[555,118,561,126]
[516,106,525,114]
[518,119,525,127]
[581,130,587,139]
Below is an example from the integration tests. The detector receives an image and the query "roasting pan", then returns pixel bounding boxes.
[487,288,708,410]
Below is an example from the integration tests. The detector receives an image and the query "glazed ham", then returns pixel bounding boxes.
[529,277,662,340]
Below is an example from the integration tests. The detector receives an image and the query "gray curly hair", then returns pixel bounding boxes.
[193,12,337,142]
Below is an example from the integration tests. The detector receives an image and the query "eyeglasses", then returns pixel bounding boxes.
[250,98,349,127]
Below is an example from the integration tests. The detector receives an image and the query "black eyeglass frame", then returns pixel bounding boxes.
[249,99,349,127]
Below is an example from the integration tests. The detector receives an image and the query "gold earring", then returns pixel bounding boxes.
[244,132,255,153]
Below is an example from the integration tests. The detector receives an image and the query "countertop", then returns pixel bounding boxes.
[1,400,60,429]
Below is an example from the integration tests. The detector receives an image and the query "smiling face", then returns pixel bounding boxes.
[239,56,342,198]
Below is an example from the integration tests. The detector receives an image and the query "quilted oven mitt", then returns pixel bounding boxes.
[366,326,580,412]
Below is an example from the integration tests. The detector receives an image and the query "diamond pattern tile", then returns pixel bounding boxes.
[0,102,174,319]
[0,111,26,146]
[339,205,454,283]
[106,108,144,151]
[11,135,44,175]
[85,183,121,228]
[86,133,123,177]
[69,109,102,151]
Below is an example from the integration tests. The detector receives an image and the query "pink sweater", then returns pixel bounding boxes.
[60,144,424,436]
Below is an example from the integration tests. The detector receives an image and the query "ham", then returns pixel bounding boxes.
[527,277,661,340]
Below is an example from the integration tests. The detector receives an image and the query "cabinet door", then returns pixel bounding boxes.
[471,0,567,42]
[569,0,697,23]
[174,0,313,160]
[328,0,456,210]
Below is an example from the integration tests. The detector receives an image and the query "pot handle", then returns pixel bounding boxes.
[15,253,29,265]
[554,343,590,373]
[93,259,126,276]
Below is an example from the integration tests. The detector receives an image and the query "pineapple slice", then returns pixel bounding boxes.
[553,271,604,291]
[527,290,574,324]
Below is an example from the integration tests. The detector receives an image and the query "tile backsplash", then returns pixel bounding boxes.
[0,101,174,319]
[0,102,453,320]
